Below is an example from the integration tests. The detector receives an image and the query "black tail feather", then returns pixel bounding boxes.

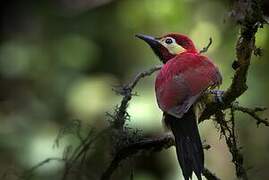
[164,109,204,180]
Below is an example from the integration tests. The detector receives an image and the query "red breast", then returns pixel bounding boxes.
[155,52,221,118]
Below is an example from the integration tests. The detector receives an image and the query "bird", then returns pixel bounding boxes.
[136,33,222,180]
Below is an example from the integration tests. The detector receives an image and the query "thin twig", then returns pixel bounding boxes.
[61,128,109,180]
[128,65,162,90]
[232,105,268,126]
[22,158,65,179]
[199,37,213,54]
[202,167,221,180]
[113,65,162,129]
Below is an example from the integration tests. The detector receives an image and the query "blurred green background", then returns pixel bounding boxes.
[1,0,269,180]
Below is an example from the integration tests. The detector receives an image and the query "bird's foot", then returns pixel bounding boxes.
[209,90,224,104]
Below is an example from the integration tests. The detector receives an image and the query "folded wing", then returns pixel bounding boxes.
[155,53,221,118]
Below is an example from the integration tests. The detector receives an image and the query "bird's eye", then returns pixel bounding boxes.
[165,38,173,44]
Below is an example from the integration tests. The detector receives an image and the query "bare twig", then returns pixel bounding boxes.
[22,158,65,179]
[232,104,268,126]
[113,65,162,129]
[199,37,213,54]
[202,168,221,180]
[61,128,109,180]
[128,65,162,90]
[1,158,65,180]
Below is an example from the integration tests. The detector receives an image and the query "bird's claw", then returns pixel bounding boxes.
[209,90,224,104]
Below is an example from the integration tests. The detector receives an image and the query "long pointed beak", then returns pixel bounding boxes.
[135,34,159,47]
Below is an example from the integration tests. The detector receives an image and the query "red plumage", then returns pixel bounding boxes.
[136,33,222,180]
[155,52,222,118]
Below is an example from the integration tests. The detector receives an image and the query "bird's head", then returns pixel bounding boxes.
[136,33,197,63]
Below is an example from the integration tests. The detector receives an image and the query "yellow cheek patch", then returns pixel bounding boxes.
[167,44,185,54]
[159,40,185,55]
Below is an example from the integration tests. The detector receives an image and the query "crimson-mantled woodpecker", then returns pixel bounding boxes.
[136,33,222,180]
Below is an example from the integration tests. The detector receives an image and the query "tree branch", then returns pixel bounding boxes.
[101,133,212,180]
[199,0,264,122]
[215,110,248,180]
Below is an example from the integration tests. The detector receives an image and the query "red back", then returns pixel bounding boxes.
[155,52,221,118]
